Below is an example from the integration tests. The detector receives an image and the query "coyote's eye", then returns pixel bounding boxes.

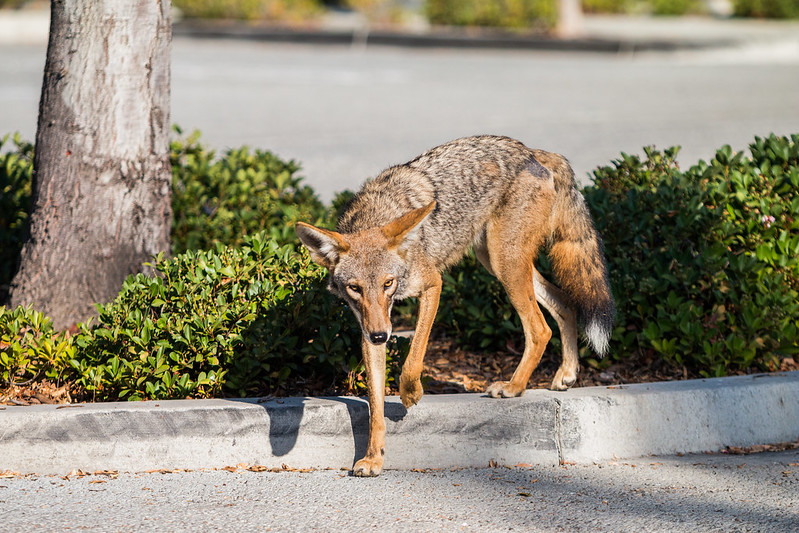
[383,278,395,290]
[347,284,361,295]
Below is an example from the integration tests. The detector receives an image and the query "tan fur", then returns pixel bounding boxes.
[296,135,614,476]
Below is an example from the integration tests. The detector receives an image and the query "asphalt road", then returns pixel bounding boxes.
[2,449,797,532]
[2,37,798,201]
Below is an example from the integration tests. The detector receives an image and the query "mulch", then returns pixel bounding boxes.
[419,337,689,394]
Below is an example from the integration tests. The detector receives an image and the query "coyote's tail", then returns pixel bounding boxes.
[547,159,615,356]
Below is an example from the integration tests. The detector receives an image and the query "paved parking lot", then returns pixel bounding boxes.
[3,34,798,200]
[2,449,798,531]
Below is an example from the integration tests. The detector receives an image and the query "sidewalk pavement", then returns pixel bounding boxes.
[2,7,799,53]
[2,372,798,474]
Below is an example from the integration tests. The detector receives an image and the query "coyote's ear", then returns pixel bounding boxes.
[296,222,350,269]
[381,201,436,248]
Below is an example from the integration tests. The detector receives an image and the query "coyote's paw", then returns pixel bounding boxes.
[399,375,423,408]
[353,455,384,477]
[550,367,577,391]
[486,381,525,398]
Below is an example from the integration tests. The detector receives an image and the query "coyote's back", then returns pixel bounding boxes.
[338,135,614,351]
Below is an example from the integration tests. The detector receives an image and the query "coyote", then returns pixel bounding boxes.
[296,135,614,476]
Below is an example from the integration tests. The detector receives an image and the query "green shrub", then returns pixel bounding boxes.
[0,305,75,387]
[733,0,799,18]
[170,129,328,253]
[173,0,322,21]
[70,234,408,401]
[649,0,701,14]
[0,0,31,8]
[579,0,705,14]
[72,236,341,399]
[582,0,628,13]
[426,0,557,31]
[0,134,34,303]
[586,135,799,376]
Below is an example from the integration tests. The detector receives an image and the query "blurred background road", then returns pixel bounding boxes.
[2,16,798,201]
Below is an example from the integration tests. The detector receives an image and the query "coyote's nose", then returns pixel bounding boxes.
[369,332,388,344]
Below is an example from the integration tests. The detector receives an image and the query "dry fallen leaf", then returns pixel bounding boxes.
[62,469,87,480]
[724,440,799,455]
[92,470,118,478]
[143,468,191,475]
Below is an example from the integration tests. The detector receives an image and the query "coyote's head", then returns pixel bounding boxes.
[296,202,435,345]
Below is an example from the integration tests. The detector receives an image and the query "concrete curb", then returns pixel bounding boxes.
[171,21,727,54]
[1,372,797,474]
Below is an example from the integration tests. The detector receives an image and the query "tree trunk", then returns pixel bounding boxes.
[9,0,172,329]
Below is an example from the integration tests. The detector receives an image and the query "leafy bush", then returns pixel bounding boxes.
[426,0,557,31]
[587,135,799,376]
[582,0,704,14]
[0,134,34,302]
[72,236,342,400]
[170,128,327,253]
[733,0,799,18]
[0,305,75,387]
[582,0,628,13]
[341,0,405,23]
[649,0,701,14]
[173,0,322,21]
[0,0,30,8]
[70,234,408,401]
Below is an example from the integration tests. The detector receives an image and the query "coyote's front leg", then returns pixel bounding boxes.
[353,339,387,477]
[399,275,442,408]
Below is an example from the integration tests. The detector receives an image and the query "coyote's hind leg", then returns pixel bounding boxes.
[533,270,579,391]
[481,244,552,398]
